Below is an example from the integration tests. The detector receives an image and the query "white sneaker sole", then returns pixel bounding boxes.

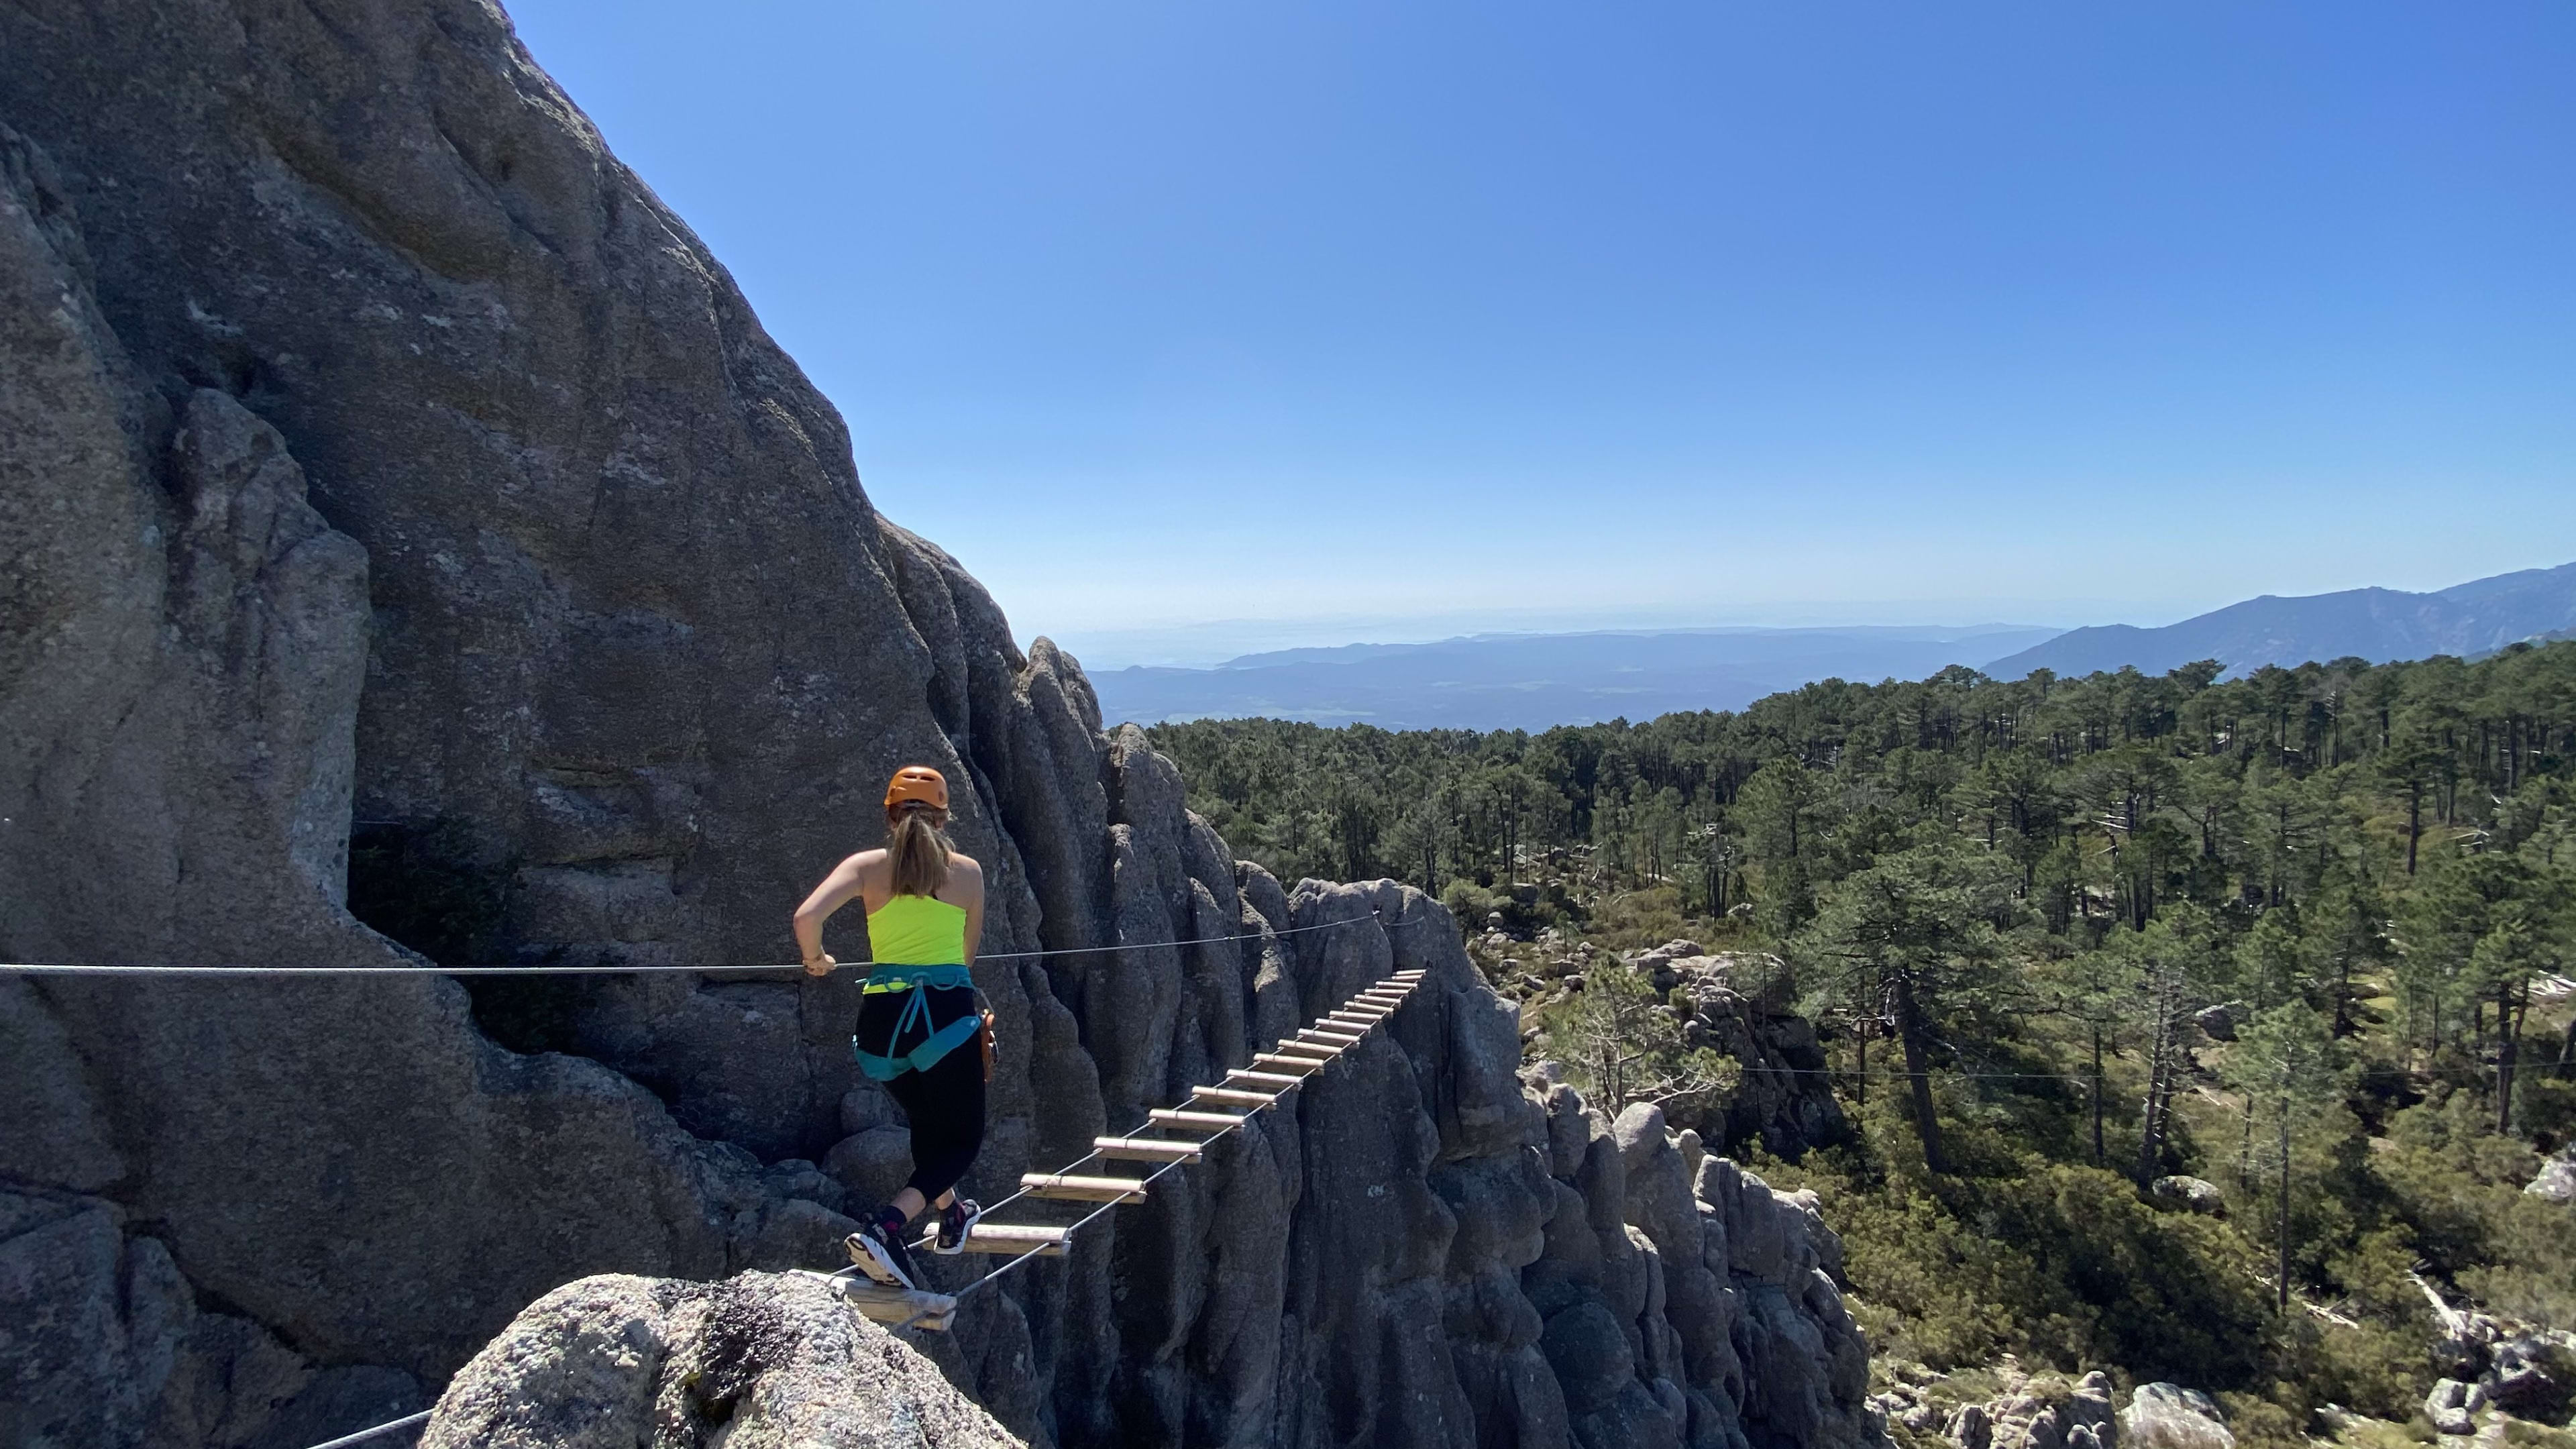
[844,1231,916,1291]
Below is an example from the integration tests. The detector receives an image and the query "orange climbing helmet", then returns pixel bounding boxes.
[883,765,950,812]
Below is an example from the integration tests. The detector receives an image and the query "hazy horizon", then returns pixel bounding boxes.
[1043,606,2097,672]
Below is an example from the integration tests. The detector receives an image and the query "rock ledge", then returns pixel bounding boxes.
[422,1271,1020,1449]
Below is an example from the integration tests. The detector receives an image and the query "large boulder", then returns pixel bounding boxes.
[2147,1177,2228,1218]
[420,1272,1018,1449]
[2528,1149,2576,1205]
[2120,1384,2232,1449]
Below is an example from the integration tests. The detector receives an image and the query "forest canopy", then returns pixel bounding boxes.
[1150,643,2576,1436]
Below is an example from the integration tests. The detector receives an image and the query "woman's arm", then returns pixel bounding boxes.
[794,854,871,975]
[955,855,986,966]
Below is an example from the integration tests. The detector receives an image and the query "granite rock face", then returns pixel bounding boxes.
[420,1272,1019,1449]
[1517,1065,1874,1449]
[0,5,1875,1447]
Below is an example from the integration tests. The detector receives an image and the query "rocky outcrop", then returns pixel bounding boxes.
[0,5,1876,1448]
[1955,1374,2118,1449]
[1866,1362,2118,1449]
[2529,1148,2576,1205]
[1519,1064,1874,1449]
[2117,1385,2231,1449]
[2145,1177,2227,1218]
[420,1272,1018,1449]
[1646,947,1849,1159]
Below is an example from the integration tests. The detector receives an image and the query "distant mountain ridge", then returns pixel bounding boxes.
[1985,562,2576,680]
[1091,624,2064,730]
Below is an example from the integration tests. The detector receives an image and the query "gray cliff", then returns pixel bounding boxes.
[0,3,1874,1447]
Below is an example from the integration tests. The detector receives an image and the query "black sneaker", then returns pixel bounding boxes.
[934,1198,983,1255]
[845,1208,920,1291]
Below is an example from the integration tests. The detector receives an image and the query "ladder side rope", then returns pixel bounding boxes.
[297,1410,429,1449]
[877,969,1426,1333]
[0,912,1382,976]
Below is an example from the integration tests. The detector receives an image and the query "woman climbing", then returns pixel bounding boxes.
[794,764,989,1291]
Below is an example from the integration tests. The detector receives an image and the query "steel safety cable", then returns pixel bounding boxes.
[0,910,1382,977]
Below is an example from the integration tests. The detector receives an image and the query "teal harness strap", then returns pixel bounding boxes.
[853,964,979,1081]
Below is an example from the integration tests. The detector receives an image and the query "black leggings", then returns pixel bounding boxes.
[881,1038,986,1205]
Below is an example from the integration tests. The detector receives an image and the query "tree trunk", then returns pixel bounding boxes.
[2135,1004,2176,1184]
[2407,783,2422,875]
[1892,975,1947,1174]
[2092,1026,2106,1165]
[2498,981,2527,1136]
[2275,1093,2293,1316]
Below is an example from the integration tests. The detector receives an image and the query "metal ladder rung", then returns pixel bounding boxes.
[1020,1173,1148,1203]
[1095,1135,1205,1163]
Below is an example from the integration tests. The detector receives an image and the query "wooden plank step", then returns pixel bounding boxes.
[1095,1135,1204,1163]
[1020,1173,1148,1203]
[1224,1069,1306,1089]
[1328,1010,1388,1025]
[1149,1108,1248,1130]
[1189,1086,1277,1108]
[1306,1018,1369,1034]
[1253,1051,1328,1073]
[932,1224,1072,1256]
[1297,1027,1365,1046]
[794,1270,955,1331]
[1264,1048,1336,1066]
[1358,989,1409,1000]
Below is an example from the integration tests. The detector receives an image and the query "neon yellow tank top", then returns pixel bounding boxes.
[865,894,967,966]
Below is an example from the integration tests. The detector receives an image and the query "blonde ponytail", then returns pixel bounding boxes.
[887,806,952,898]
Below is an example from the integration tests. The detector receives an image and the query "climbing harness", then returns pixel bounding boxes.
[851,963,982,1080]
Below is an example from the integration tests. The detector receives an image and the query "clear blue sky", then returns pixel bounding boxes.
[505,1,2574,665]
